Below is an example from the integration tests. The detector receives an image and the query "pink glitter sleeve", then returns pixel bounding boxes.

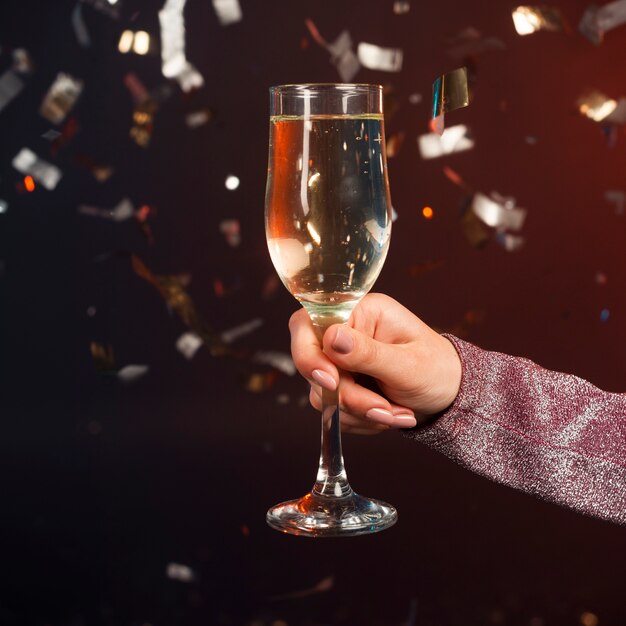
[404,335,626,525]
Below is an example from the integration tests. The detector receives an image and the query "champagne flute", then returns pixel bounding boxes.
[264,83,396,537]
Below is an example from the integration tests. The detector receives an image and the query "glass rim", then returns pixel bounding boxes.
[270,83,382,93]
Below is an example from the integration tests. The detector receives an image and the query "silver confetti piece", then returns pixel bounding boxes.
[471,192,527,231]
[0,70,24,114]
[212,0,243,25]
[159,0,204,92]
[78,198,135,221]
[166,563,195,582]
[417,124,474,159]
[176,332,204,359]
[253,351,296,376]
[12,148,62,190]
[117,364,149,383]
[357,42,403,72]
[220,318,264,344]
[72,3,91,47]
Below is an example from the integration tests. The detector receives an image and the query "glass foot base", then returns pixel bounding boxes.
[266,491,397,537]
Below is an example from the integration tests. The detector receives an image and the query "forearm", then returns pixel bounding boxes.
[404,335,626,525]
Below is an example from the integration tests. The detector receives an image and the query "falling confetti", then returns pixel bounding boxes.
[166,562,196,582]
[176,331,204,359]
[12,148,62,190]
[221,318,264,344]
[357,42,403,72]
[78,198,135,221]
[39,73,83,125]
[131,255,228,357]
[118,30,152,55]
[579,0,626,44]
[212,0,243,26]
[305,20,360,82]
[0,69,24,114]
[431,66,469,134]
[252,351,296,376]
[512,6,566,35]
[117,364,149,383]
[417,124,474,159]
[159,0,204,92]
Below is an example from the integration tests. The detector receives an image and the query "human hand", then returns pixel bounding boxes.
[290,293,462,434]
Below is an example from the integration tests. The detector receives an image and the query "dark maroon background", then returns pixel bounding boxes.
[1,0,626,624]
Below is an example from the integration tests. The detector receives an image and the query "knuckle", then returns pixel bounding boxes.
[288,309,303,332]
[359,338,379,367]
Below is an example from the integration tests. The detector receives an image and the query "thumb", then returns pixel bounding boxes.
[322,324,410,382]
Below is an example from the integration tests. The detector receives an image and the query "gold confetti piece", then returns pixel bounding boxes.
[578,90,617,122]
[512,6,566,35]
[579,611,599,626]
[131,255,228,356]
[118,30,152,55]
[39,73,83,125]
[431,67,469,135]
[393,1,410,14]
[90,342,115,371]
[12,49,34,74]
[245,370,278,392]
[74,153,114,182]
[386,132,405,158]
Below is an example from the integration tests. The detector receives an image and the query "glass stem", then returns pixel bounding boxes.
[312,324,352,499]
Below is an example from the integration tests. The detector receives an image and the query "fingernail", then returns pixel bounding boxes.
[393,413,417,427]
[365,408,394,421]
[311,369,337,391]
[332,327,353,354]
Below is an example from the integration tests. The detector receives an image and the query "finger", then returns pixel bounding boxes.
[349,293,426,344]
[308,384,416,429]
[290,308,339,391]
[322,323,415,385]
[337,379,416,428]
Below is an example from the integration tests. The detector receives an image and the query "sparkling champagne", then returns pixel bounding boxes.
[265,114,392,325]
